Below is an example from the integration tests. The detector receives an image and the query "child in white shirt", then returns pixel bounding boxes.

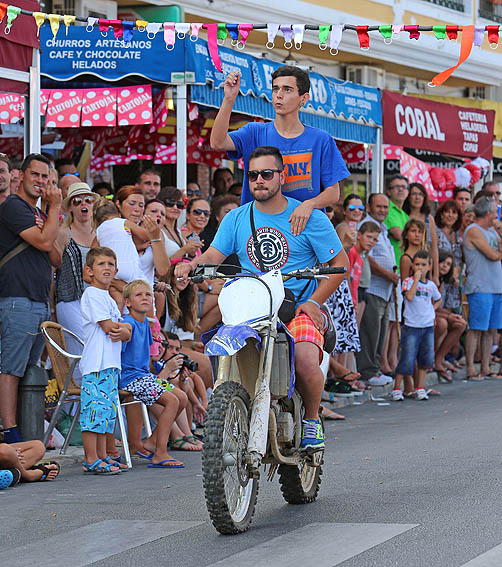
[392,250,442,401]
[80,247,132,474]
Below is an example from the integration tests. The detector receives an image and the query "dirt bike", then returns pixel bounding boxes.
[187,264,345,534]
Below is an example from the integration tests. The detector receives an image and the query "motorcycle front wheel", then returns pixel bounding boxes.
[202,381,259,534]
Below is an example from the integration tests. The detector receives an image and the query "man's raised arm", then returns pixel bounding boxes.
[210,73,240,152]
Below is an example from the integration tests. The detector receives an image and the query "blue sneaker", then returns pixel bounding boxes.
[301,419,325,450]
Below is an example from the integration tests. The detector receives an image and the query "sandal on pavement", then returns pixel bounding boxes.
[183,435,203,448]
[434,368,452,383]
[485,373,502,380]
[30,462,60,481]
[466,374,484,381]
[103,456,129,471]
[148,458,184,468]
[82,459,121,475]
[426,389,441,396]
[169,437,202,451]
[135,450,153,461]
[321,406,345,420]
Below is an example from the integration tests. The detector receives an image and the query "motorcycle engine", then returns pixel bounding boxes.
[276,411,295,443]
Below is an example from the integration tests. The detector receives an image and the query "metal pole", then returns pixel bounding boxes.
[29,49,41,154]
[176,84,187,190]
[371,127,384,194]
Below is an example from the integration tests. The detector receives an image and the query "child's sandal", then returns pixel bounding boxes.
[103,456,129,471]
[82,458,121,475]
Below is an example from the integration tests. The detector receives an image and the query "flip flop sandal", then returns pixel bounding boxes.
[135,451,153,461]
[466,375,484,381]
[426,389,441,396]
[434,369,453,383]
[485,373,502,380]
[182,435,203,448]
[148,458,184,469]
[169,438,201,451]
[321,408,345,420]
[30,463,60,481]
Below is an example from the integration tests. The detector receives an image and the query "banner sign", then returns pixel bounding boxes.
[81,88,117,127]
[185,40,381,125]
[46,89,83,128]
[399,151,437,201]
[383,91,495,160]
[40,26,185,83]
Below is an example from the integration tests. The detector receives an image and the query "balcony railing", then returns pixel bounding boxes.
[480,0,502,22]
[423,0,465,11]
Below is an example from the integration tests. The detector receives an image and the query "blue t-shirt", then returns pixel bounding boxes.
[211,197,343,304]
[120,314,153,389]
[228,121,349,205]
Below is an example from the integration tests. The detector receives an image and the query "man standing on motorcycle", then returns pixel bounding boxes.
[175,146,348,450]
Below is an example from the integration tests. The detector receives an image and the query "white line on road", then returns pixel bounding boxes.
[460,544,502,566]
[0,519,203,567]
[207,522,418,567]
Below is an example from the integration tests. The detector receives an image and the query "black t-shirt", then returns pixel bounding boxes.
[0,195,52,302]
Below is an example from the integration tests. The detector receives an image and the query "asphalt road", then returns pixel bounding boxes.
[3,376,502,567]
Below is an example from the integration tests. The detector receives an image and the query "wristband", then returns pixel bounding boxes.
[307,298,321,308]
[191,340,196,350]
[150,238,161,243]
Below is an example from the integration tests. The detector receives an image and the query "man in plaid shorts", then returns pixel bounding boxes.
[176,146,348,450]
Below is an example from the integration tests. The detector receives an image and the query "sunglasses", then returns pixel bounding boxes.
[246,169,282,182]
[165,200,185,210]
[62,172,80,178]
[187,189,202,197]
[191,208,210,218]
[71,196,95,206]
[348,204,365,211]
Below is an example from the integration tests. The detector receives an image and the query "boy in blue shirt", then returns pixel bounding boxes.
[210,65,349,236]
[121,280,188,468]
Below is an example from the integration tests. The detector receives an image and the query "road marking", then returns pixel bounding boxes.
[207,522,417,567]
[460,544,502,566]
[0,519,203,567]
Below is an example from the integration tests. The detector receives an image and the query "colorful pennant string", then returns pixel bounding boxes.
[48,14,60,40]
[0,3,6,24]
[135,20,148,32]
[446,25,458,40]
[473,26,485,46]
[318,24,330,48]
[487,25,499,48]
[379,25,392,43]
[227,23,239,43]
[238,24,253,48]
[432,25,446,40]
[86,17,98,32]
[329,24,343,54]
[392,24,404,36]
[190,23,203,41]
[205,23,223,72]
[266,23,280,48]
[5,5,21,34]
[430,24,474,86]
[163,22,175,50]
[292,24,305,49]
[33,12,45,36]
[356,25,370,49]
[122,20,134,42]
[110,20,123,39]
[217,22,227,45]
[98,18,110,35]
[63,15,75,35]
[175,23,190,38]
[405,25,420,40]
[280,24,293,48]
[145,22,161,39]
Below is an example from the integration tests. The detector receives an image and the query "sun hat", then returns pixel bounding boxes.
[62,182,97,208]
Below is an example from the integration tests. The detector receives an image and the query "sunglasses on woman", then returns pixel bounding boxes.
[348,204,365,211]
[191,208,210,218]
[165,200,185,210]
[71,196,95,206]
[246,169,282,182]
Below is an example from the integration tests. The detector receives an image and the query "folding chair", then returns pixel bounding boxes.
[40,321,151,468]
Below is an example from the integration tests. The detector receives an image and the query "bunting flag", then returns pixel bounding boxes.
[356,25,370,49]
[487,25,499,47]
[175,23,190,38]
[318,24,330,48]
[280,24,293,48]
[446,25,458,40]
[205,23,222,72]
[190,23,203,41]
[0,3,6,23]
[292,24,305,49]
[33,12,45,36]
[379,25,392,43]
[405,25,420,40]
[266,23,280,48]
[63,15,75,35]
[163,22,175,50]
[329,25,343,54]
[217,22,227,44]
[48,14,60,40]
[4,4,20,34]
[238,24,253,48]
[430,25,474,86]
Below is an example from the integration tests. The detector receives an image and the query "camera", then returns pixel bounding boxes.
[181,354,198,372]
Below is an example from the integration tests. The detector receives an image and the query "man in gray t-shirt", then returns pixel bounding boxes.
[463,197,502,380]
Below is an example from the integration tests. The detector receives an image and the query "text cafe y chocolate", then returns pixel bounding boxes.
[382,91,495,160]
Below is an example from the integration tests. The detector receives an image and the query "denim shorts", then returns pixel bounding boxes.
[0,297,50,377]
[395,325,434,376]
[467,293,502,331]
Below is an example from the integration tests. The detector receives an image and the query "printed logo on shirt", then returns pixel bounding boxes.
[282,152,313,193]
[246,226,290,270]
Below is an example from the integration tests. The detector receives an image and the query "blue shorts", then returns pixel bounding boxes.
[80,367,119,434]
[0,297,50,377]
[395,325,434,376]
[467,293,502,331]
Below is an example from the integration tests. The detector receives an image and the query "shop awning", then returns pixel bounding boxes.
[186,39,381,145]
[383,91,495,160]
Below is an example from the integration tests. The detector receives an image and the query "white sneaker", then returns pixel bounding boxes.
[379,373,394,384]
[416,388,429,400]
[368,375,389,386]
[392,389,404,401]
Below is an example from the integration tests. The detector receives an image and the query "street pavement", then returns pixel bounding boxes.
[3,373,502,567]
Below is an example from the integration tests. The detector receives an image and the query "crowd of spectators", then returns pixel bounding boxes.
[0,148,501,483]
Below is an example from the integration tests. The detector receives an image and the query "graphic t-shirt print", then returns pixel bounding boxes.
[247,227,290,270]
[282,151,313,194]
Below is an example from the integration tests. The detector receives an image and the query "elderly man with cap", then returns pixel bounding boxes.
[0,153,62,443]
[54,182,97,382]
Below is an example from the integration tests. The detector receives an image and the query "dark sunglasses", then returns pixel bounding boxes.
[62,172,80,177]
[246,169,282,182]
[187,189,202,197]
[191,208,210,218]
[348,204,365,211]
[71,196,95,206]
[165,200,185,210]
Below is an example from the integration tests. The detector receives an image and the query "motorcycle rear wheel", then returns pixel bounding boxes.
[202,381,259,534]
[278,451,323,505]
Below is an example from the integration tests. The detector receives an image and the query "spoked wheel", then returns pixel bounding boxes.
[202,381,259,534]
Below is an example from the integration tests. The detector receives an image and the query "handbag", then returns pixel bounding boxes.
[249,204,309,323]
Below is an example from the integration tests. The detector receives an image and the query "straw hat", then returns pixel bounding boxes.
[62,182,96,208]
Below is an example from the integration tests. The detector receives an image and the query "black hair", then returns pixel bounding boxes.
[54,157,75,171]
[343,193,363,210]
[438,249,454,283]
[137,168,161,184]
[93,181,113,195]
[186,196,210,214]
[213,168,233,183]
[388,174,408,188]
[164,331,180,342]
[403,182,430,216]
[368,192,388,207]
[249,146,284,169]
[21,153,51,173]
[271,65,310,95]
[413,249,430,261]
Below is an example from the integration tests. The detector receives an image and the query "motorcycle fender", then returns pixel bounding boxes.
[204,324,261,357]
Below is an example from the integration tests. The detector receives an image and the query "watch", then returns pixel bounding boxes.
[207,284,213,292]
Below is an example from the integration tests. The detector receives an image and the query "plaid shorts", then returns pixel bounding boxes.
[125,373,174,406]
[286,314,324,351]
